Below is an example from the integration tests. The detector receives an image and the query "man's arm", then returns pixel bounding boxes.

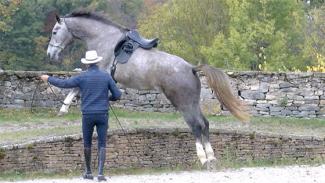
[40,75,80,88]
[108,77,122,101]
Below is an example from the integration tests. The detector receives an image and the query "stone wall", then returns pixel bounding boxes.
[0,70,324,118]
[0,128,324,172]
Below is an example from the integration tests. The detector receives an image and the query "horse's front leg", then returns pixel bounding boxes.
[58,88,79,116]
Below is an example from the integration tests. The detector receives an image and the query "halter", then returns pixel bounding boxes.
[48,18,73,50]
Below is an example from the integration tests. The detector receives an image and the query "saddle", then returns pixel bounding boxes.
[114,30,159,64]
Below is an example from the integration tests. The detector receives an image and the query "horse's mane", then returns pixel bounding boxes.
[64,10,129,31]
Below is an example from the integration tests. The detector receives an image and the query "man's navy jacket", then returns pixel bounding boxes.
[48,65,121,114]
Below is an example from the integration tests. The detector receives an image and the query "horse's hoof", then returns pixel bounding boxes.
[57,111,67,116]
[202,160,209,170]
[206,158,220,171]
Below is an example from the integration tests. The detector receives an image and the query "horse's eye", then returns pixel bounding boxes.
[53,32,57,35]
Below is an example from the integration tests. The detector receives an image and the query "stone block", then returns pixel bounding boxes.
[240,90,265,100]
[320,100,325,106]
[279,82,295,89]
[269,107,283,112]
[304,96,319,100]
[299,105,320,111]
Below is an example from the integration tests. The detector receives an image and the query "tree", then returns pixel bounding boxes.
[0,0,104,71]
[0,0,21,32]
[0,0,157,71]
[303,4,325,72]
[138,0,228,65]
[139,0,308,71]
[202,0,307,71]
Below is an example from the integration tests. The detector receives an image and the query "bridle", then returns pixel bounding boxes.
[48,18,73,51]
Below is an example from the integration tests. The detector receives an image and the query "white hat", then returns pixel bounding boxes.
[81,50,103,64]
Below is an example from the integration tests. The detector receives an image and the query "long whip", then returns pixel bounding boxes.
[109,104,143,167]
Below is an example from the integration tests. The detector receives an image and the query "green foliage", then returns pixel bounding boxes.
[2,0,325,71]
[139,0,228,64]
[0,0,98,71]
[0,0,21,32]
[0,0,152,71]
[279,96,289,107]
[0,148,5,160]
[105,0,145,28]
[303,4,325,72]
[201,0,307,71]
[139,0,315,71]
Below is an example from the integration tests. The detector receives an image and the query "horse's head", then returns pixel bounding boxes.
[47,14,73,62]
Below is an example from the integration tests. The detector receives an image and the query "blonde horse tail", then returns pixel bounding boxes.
[195,65,250,122]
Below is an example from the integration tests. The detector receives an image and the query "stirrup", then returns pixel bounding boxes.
[83,173,94,180]
[98,175,107,181]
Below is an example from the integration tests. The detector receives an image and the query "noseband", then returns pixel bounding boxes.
[48,42,65,50]
[49,18,73,50]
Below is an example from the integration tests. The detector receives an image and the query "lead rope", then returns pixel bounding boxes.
[47,82,70,105]
[30,77,77,114]
[30,79,42,113]
[92,104,143,171]
[109,104,143,167]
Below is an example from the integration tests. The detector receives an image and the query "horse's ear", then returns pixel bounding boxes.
[55,14,61,24]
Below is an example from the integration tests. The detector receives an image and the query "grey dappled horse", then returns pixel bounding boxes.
[47,11,250,168]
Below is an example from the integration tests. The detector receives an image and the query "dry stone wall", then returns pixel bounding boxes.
[0,70,324,118]
[0,128,324,172]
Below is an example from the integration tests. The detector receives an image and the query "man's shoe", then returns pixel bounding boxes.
[97,175,107,181]
[83,173,94,180]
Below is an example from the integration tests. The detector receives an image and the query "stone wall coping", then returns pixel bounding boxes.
[0,70,78,77]
[2,70,325,78]
[1,128,323,150]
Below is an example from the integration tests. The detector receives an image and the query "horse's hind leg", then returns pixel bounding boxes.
[183,109,218,168]
[201,114,218,169]
[182,110,208,165]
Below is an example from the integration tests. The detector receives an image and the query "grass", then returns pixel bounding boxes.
[0,107,325,145]
[0,170,80,182]
[0,108,81,124]
[0,108,324,181]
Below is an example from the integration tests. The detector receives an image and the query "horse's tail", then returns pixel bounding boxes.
[194,64,250,122]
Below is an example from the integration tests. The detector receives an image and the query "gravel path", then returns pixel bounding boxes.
[3,165,324,183]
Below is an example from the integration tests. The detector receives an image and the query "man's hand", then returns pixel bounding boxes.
[40,75,49,82]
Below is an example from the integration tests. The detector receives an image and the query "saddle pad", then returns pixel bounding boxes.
[114,31,158,64]
[114,38,139,64]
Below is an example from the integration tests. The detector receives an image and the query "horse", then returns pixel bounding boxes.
[47,11,250,168]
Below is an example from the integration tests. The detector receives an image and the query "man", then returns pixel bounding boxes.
[41,50,121,181]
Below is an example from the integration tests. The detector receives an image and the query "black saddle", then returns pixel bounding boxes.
[126,30,159,49]
[114,30,159,64]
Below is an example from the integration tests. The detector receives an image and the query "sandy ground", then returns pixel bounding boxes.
[2,164,325,183]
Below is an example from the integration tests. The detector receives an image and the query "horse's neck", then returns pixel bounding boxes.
[69,18,125,70]
[86,27,124,70]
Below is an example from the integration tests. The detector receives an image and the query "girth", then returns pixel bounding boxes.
[111,30,159,82]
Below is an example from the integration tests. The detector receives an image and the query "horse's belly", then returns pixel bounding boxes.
[120,78,154,90]
[114,64,155,90]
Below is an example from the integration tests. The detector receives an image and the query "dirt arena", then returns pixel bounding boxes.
[3,164,324,183]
